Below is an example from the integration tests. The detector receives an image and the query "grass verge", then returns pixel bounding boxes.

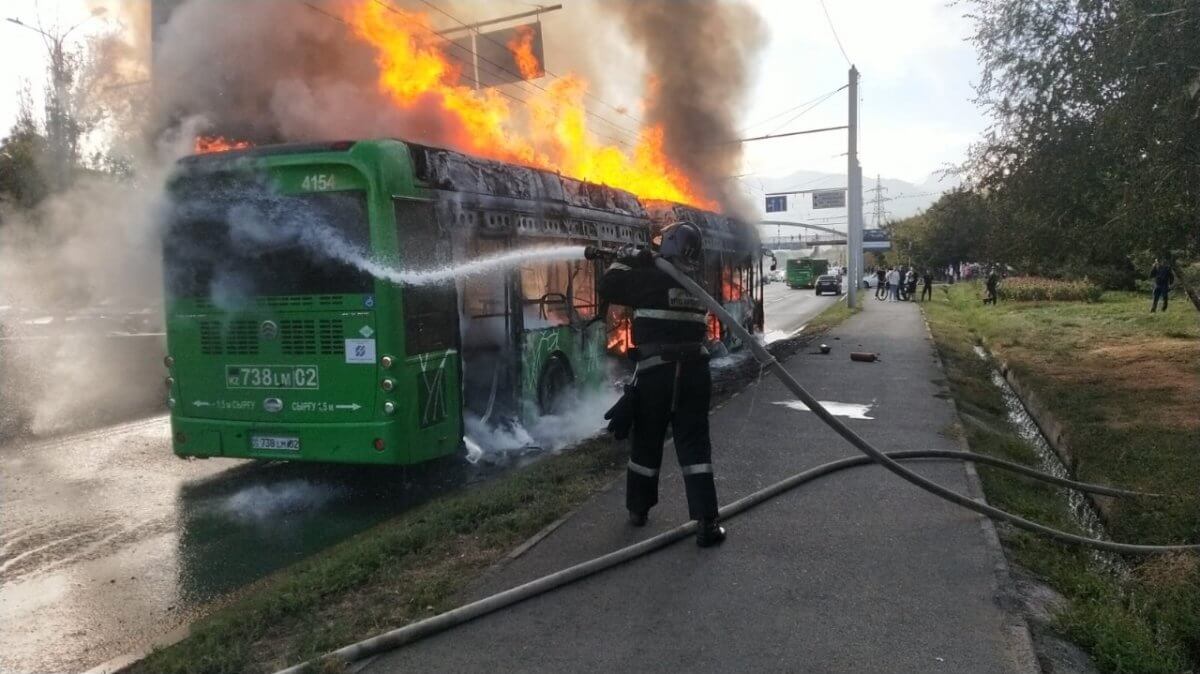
[924,282,1199,673]
[805,295,859,333]
[127,437,626,674]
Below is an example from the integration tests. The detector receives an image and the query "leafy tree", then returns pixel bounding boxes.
[0,90,48,211]
[963,0,1199,298]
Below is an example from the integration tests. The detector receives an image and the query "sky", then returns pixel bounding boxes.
[0,0,987,191]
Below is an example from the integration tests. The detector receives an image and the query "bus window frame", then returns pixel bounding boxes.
[394,196,458,355]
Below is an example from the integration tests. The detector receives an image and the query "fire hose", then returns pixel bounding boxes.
[274,255,1197,674]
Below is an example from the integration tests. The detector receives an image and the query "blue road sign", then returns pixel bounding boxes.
[765,195,787,213]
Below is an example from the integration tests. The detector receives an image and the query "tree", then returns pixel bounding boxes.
[0,90,48,211]
[888,189,992,274]
[963,0,1200,294]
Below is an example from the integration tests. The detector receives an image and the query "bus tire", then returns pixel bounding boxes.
[537,354,575,416]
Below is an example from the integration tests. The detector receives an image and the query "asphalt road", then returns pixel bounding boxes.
[761,280,840,343]
[363,299,1035,673]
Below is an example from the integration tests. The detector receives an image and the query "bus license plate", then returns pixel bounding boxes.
[250,435,300,451]
[226,365,319,389]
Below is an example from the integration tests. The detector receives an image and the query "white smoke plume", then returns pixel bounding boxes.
[0,120,206,436]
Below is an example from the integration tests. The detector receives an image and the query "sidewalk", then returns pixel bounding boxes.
[362,300,1037,673]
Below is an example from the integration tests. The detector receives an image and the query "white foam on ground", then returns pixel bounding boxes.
[773,399,874,420]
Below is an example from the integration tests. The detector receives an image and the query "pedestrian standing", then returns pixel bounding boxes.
[920,270,933,301]
[983,269,1000,306]
[597,222,726,547]
[886,267,901,301]
[1149,258,1175,312]
[875,268,887,299]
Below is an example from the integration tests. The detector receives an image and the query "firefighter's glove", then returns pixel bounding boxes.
[604,383,638,440]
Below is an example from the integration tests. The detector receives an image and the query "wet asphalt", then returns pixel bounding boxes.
[0,287,838,674]
[362,299,1034,673]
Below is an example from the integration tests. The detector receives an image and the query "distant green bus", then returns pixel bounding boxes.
[162,139,762,466]
[786,258,829,289]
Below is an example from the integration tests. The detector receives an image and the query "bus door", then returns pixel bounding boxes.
[459,234,519,420]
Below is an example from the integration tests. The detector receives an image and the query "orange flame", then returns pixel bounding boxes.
[707,314,721,343]
[194,135,252,154]
[722,266,744,301]
[507,25,541,80]
[345,1,716,210]
[607,315,634,356]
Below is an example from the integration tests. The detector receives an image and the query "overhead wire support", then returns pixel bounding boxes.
[299,1,636,149]
[410,0,650,134]
[724,125,848,145]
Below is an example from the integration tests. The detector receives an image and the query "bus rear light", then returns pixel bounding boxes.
[175,431,187,444]
[380,378,395,392]
[165,376,175,389]
[383,401,396,415]
[164,355,174,368]
[372,438,386,451]
[380,355,394,369]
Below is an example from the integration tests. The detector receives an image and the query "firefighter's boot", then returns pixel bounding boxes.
[696,518,726,547]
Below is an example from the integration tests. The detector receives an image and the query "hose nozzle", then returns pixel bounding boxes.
[584,245,617,261]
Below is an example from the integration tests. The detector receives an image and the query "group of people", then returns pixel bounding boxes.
[873,267,933,302]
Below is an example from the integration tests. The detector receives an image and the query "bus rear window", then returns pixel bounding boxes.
[164,186,373,300]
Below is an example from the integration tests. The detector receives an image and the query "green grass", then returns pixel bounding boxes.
[924,282,1200,673]
[805,296,860,333]
[128,438,626,674]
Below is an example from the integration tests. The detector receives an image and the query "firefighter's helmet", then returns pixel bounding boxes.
[656,221,704,274]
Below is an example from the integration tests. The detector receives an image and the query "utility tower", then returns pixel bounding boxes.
[867,174,890,227]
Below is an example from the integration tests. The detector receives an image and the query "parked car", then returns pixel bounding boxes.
[814,274,843,296]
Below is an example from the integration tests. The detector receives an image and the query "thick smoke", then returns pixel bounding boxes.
[0,121,203,436]
[607,0,765,220]
[152,0,454,145]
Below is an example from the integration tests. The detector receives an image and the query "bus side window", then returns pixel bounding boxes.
[395,199,457,354]
[570,259,597,320]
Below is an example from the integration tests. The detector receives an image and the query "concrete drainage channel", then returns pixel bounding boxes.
[971,345,1127,575]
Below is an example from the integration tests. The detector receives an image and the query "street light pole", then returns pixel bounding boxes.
[6,10,105,190]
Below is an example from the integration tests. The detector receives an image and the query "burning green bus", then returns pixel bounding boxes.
[162,139,762,466]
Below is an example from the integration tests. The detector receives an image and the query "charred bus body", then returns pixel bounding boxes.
[162,139,762,466]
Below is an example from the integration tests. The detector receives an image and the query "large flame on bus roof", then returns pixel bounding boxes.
[346,1,716,210]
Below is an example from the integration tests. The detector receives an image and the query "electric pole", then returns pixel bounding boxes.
[846,66,862,309]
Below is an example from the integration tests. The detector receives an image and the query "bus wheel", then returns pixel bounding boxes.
[537,355,575,416]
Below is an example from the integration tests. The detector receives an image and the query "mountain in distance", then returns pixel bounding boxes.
[740,169,961,233]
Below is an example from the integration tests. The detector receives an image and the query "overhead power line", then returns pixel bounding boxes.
[818,0,852,67]
[740,84,847,133]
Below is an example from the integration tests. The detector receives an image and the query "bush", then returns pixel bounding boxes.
[997,276,1103,302]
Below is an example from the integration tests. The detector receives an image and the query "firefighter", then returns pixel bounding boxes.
[595,221,725,547]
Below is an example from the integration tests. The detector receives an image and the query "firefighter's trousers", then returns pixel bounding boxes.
[626,358,718,520]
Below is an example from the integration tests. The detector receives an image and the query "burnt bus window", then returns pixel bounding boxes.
[395,199,457,354]
[164,186,373,299]
[570,259,598,319]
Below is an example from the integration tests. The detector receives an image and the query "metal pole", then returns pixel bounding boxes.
[846,66,860,308]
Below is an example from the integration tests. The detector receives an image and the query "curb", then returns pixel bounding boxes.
[921,313,1042,674]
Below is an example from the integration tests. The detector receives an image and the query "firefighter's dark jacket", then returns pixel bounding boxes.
[598,255,707,347]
